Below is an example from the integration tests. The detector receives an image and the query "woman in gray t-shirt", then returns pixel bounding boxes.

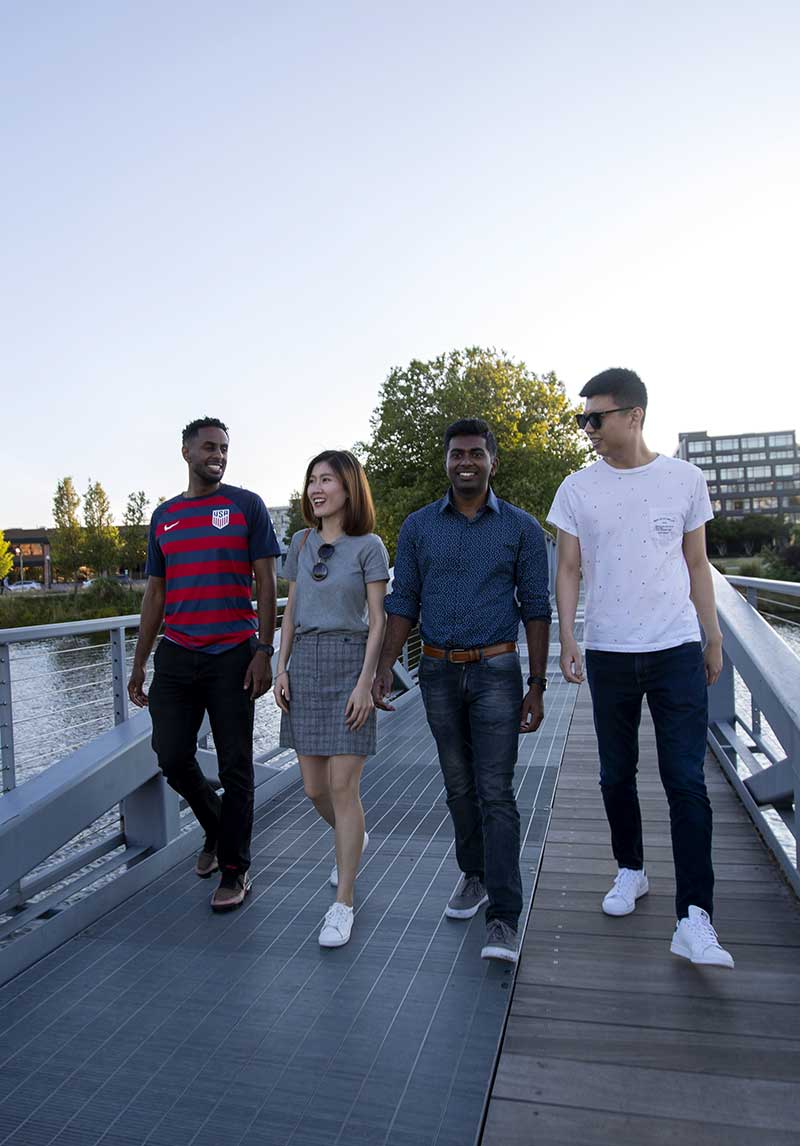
[275,450,389,949]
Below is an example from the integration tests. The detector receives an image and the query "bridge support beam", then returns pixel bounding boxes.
[121,776,180,851]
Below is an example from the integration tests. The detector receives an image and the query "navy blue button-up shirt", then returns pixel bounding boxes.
[385,488,551,648]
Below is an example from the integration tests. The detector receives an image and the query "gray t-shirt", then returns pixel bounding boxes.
[284,530,390,634]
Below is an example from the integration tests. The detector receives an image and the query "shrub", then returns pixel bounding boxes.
[739,560,762,577]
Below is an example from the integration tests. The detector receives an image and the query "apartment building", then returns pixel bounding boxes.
[675,430,800,522]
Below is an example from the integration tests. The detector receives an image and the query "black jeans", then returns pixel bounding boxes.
[148,637,255,874]
[585,642,714,920]
[418,651,524,928]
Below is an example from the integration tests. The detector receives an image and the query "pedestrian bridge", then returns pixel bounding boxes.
[0,571,798,1145]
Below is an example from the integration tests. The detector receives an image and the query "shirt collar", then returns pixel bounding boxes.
[439,487,500,514]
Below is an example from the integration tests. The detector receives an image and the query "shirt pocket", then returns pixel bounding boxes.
[649,507,683,547]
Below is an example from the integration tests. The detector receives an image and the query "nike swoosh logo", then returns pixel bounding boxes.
[163,521,180,532]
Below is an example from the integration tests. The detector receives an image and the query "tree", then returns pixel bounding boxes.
[738,514,790,556]
[357,347,590,556]
[0,531,12,584]
[120,490,149,574]
[705,516,735,557]
[283,491,306,545]
[50,477,84,583]
[83,480,120,575]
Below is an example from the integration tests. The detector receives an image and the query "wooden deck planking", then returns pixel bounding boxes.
[482,685,800,1145]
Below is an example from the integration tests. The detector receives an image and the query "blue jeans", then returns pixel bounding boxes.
[418,651,524,928]
[585,642,714,920]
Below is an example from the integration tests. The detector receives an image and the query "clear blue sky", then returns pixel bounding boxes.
[2,0,798,526]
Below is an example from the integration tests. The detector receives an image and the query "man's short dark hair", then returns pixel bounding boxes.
[181,417,229,445]
[444,418,498,458]
[579,369,648,420]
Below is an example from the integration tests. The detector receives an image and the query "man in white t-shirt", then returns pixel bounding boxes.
[548,368,734,968]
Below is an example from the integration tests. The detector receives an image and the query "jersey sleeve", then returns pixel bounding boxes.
[685,466,714,532]
[547,478,579,537]
[245,494,282,560]
[361,534,391,583]
[144,510,165,577]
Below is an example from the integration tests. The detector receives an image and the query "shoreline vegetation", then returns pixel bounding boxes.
[0,577,292,631]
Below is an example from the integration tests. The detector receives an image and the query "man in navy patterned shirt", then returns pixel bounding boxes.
[373,418,551,963]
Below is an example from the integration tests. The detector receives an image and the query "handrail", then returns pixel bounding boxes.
[726,575,800,596]
[708,568,799,893]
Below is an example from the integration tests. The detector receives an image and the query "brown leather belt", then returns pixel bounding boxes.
[422,641,517,664]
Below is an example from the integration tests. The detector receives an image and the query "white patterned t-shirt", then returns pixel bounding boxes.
[547,455,713,652]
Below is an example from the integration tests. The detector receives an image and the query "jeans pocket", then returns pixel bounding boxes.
[483,651,520,673]
[418,653,442,679]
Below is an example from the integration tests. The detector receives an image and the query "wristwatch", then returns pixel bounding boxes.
[255,642,275,657]
[527,674,548,691]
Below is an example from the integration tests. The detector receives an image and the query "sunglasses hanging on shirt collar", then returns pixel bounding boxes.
[312,543,336,581]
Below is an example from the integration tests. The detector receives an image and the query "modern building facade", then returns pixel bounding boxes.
[1,529,53,587]
[676,430,800,522]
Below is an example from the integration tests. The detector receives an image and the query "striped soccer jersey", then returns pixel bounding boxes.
[145,485,281,654]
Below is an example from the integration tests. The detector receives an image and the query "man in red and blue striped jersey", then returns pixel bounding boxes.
[127,417,281,912]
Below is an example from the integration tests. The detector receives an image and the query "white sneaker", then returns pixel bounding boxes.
[329,830,369,888]
[602,868,649,916]
[319,901,354,948]
[670,906,734,968]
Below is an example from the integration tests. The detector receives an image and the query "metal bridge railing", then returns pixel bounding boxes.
[709,571,800,895]
[0,589,422,954]
[0,539,557,978]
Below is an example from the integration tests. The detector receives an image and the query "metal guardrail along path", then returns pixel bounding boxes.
[482,686,800,1145]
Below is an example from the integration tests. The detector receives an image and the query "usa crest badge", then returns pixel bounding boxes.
[211,508,230,530]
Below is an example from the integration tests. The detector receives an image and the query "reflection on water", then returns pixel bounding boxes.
[8,636,281,786]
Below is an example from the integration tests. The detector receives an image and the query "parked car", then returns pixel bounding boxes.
[9,581,43,592]
[81,575,133,589]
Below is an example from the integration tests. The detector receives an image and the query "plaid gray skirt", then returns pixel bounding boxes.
[279,632,377,757]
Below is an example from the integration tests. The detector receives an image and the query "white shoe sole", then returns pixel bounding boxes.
[319,930,352,948]
[445,894,489,920]
[602,878,649,916]
[670,939,734,968]
[481,944,518,963]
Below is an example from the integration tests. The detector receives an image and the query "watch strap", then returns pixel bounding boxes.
[527,674,548,690]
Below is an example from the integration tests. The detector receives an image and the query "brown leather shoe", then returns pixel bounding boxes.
[195,842,218,879]
[210,870,252,912]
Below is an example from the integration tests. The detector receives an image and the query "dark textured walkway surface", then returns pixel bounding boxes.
[482,686,800,1145]
[0,663,576,1146]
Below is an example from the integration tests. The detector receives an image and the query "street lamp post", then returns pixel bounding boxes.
[14,547,24,585]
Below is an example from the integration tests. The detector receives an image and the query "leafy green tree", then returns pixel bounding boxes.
[357,347,589,556]
[120,490,149,574]
[283,491,306,545]
[738,514,790,556]
[705,516,735,558]
[83,480,120,575]
[50,477,84,583]
[0,531,12,584]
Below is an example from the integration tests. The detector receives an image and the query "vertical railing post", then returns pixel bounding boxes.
[110,626,129,725]
[708,647,736,729]
[744,586,761,735]
[401,641,410,672]
[0,642,16,793]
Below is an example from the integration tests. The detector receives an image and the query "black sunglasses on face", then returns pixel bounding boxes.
[575,406,635,431]
[311,543,336,581]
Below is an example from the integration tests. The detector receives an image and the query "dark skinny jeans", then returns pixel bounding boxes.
[148,637,255,874]
[585,641,714,920]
